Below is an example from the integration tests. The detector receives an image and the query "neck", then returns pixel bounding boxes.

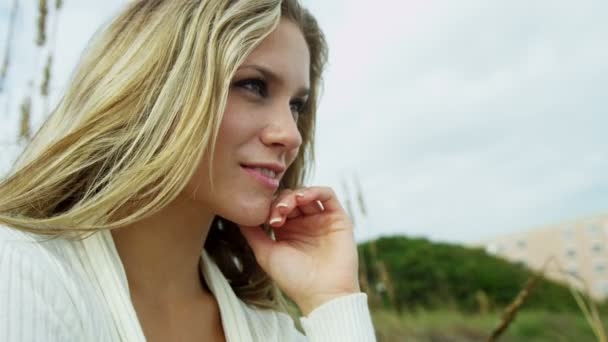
[111,193,215,302]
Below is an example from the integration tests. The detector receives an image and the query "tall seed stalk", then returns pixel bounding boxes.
[342,178,380,308]
[1,0,19,122]
[487,269,541,342]
[19,96,32,142]
[554,259,608,342]
[37,0,48,46]
[41,0,63,114]
[1,0,19,91]
[354,174,399,312]
[488,257,607,342]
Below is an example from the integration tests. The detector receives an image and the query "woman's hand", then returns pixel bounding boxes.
[238,186,361,316]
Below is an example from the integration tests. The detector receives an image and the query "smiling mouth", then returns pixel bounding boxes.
[240,165,280,189]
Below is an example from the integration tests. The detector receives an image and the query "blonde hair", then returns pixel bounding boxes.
[0,0,328,313]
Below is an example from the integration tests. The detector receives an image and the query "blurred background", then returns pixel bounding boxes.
[1,0,607,340]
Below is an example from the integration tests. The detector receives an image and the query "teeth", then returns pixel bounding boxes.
[253,167,277,178]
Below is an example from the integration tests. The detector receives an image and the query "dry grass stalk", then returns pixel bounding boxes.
[376,259,398,311]
[358,251,370,293]
[19,96,32,142]
[354,174,368,216]
[488,257,607,341]
[344,177,384,309]
[487,258,552,342]
[476,290,490,315]
[42,0,64,114]
[41,56,52,97]
[37,0,48,46]
[570,286,607,342]
[1,0,19,89]
[552,259,608,342]
[340,179,356,226]
[353,176,399,311]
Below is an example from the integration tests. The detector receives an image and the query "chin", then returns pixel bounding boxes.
[219,202,269,227]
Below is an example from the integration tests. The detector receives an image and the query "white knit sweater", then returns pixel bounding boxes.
[0,225,376,341]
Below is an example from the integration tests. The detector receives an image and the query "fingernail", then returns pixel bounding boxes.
[295,192,305,197]
[269,217,282,225]
[276,203,288,208]
[316,200,325,211]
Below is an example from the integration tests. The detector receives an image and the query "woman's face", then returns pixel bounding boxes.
[185,18,311,226]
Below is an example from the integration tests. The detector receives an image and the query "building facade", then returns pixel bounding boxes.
[478,212,608,300]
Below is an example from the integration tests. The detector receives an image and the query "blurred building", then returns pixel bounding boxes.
[477,212,608,300]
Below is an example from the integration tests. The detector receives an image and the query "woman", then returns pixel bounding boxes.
[0,0,376,341]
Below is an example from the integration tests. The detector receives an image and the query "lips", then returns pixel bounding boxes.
[241,165,281,189]
[240,163,286,175]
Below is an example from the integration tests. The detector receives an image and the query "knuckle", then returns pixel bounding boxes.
[323,186,335,196]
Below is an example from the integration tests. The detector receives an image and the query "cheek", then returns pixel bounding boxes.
[182,145,273,227]
[182,159,272,226]
[181,101,278,225]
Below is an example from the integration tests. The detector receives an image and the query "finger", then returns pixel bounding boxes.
[238,225,273,267]
[269,188,304,227]
[294,192,325,215]
[269,189,293,221]
[286,208,302,219]
[272,188,323,226]
[294,186,343,213]
[269,206,303,227]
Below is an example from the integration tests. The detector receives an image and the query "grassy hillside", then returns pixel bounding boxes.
[358,235,605,313]
[371,309,604,342]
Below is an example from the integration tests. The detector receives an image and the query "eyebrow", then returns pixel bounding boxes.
[240,64,310,98]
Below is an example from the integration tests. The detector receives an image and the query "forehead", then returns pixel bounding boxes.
[241,19,310,88]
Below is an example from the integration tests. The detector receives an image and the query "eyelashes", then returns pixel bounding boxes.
[235,78,268,97]
[233,78,307,116]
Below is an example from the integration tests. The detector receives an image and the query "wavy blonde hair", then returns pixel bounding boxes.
[0,0,328,313]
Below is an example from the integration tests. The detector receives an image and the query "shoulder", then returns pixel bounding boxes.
[0,225,100,340]
[0,225,78,285]
[0,225,64,278]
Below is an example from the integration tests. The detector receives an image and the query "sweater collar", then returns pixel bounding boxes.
[80,229,254,342]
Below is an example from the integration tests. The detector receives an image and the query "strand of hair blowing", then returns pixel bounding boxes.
[0,0,328,315]
[0,0,281,233]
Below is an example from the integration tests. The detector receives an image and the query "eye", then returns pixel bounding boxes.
[234,78,267,97]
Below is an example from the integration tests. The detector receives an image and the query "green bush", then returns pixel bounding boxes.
[358,235,591,313]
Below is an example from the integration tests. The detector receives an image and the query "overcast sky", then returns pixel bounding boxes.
[1,0,607,244]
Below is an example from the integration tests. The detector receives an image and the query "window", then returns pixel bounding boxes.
[591,244,603,254]
[595,264,606,274]
[587,224,601,235]
[516,240,527,249]
[565,248,577,258]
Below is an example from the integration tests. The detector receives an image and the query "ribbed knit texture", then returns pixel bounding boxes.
[0,225,377,341]
[300,293,376,341]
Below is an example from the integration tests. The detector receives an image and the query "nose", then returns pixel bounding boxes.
[260,103,303,152]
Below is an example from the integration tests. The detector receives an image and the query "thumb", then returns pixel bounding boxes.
[238,225,274,267]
